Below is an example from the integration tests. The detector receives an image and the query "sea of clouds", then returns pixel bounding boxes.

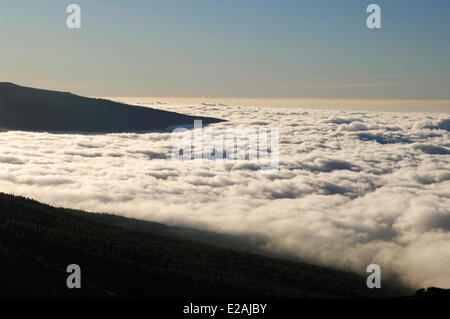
[0,101,449,289]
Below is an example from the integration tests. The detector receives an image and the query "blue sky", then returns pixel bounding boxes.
[0,0,449,98]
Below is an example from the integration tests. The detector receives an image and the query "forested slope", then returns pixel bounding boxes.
[0,193,408,299]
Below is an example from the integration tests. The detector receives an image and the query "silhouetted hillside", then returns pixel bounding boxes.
[414,287,450,300]
[0,193,409,299]
[0,83,223,133]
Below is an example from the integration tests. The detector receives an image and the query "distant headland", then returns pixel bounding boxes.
[0,82,224,133]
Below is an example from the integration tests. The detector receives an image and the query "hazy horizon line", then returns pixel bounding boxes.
[100,96,450,113]
[100,96,450,102]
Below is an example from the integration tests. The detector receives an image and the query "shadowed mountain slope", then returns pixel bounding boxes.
[0,193,410,299]
[0,83,223,133]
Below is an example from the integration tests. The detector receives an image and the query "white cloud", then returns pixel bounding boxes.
[0,101,449,289]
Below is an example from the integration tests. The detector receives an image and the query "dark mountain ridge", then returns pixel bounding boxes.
[0,82,223,133]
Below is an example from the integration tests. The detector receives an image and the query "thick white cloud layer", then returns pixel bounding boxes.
[0,101,449,289]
